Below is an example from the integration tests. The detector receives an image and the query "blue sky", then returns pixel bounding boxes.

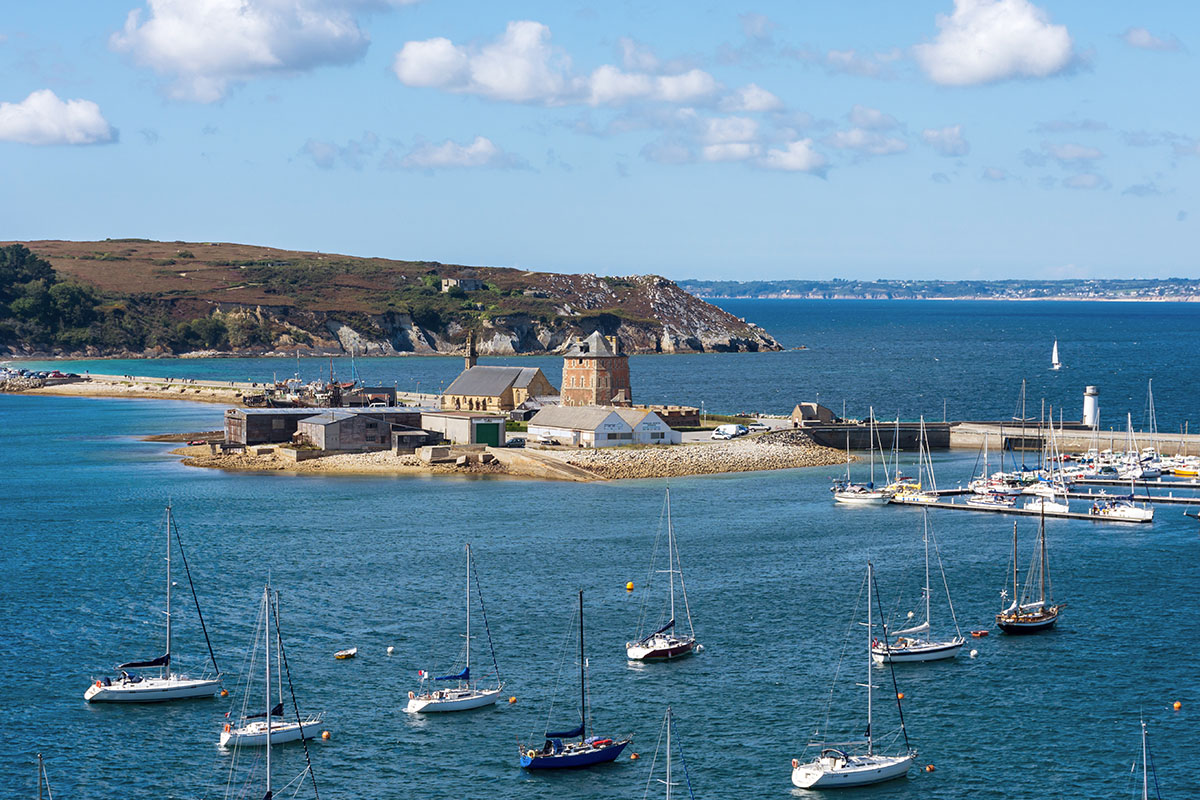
[2,1,1198,280]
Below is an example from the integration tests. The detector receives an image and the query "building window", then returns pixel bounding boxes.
[651,432,664,439]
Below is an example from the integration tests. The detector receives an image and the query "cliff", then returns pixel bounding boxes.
[1,240,780,357]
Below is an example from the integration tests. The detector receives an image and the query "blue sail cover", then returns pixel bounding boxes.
[117,653,169,670]
[653,618,676,636]
[546,722,584,739]
[435,667,468,681]
[247,702,285,719]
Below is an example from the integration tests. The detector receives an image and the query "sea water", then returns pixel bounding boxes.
[3,300,1197,798]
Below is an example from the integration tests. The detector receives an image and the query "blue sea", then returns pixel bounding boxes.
[3,300,1197,798]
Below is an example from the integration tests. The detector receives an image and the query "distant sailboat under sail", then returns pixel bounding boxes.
[1051,340,1062,371]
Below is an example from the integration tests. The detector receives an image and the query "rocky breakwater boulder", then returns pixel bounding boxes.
[557,429,843,480]
[1,375,46,392]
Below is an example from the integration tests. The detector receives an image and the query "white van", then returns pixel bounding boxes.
[711,424,745,440]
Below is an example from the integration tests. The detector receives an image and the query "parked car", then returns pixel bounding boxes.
[505,437,526,448]
[747,422,770,432]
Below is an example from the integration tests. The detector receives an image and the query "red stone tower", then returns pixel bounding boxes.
[561,332,631,407]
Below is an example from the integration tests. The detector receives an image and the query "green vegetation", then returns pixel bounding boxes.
[0,245,102,349]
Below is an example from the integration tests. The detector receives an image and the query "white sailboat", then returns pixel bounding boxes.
[406,543,504,712]
[1132,718,1162,800]
[872,511,965,663]
[890,417,939,504]
[642,707,695,799]
[791,563,916,789]
[84,504,221,703]
[220,585,322,747]
[627,488,699,661]
[1051,339,1061,370]
[832,412,888,505]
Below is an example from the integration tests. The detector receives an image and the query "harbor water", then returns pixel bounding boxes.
[3,299,1198,798]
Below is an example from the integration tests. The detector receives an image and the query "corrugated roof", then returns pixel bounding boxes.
[564,331,619,358]
[298,409,360,425]
[529,405,627,431]
[444,366,530,397]
[232,408,323,416]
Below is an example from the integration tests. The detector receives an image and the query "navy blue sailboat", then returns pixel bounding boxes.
[520,590,630,769]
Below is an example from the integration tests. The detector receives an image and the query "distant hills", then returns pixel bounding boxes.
[679,278,1200,301]
[0,240,780,358]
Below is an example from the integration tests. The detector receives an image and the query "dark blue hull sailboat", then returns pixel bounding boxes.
[520,589,630,770]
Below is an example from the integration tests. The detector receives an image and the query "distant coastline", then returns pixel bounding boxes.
[679,278,1200,302]
[693,295,1200,302]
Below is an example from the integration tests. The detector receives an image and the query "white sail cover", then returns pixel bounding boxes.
[893,621,930,637]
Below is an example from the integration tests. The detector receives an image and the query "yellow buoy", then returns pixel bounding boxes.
[630,752,640,760]
[321,730,331,740]
[626,581,634,592]
[220,689,229,697]
[508,696,517,704]
[1174,701,1182,710]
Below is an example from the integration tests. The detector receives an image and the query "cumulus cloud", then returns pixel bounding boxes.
[112,0,373,103]
[719,83,781,112]
[826,127,907,156]
[981,166,1008,181]
[1063,173,1108,190]
[1045,142,1103,162]
[914,0,1075,86]
[847,105,900,130]
[397,135,524,169]
[0,89,116,145]
[790,47,901,78]
[759,139,828,174]
[1122,27,1182,52]
[394,21,720,107]
[922,124,969,156]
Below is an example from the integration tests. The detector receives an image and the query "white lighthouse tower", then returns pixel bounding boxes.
[1082,385,1099,429]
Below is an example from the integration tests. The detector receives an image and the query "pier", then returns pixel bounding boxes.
[890,495,1153,523]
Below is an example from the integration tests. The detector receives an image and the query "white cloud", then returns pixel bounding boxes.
[392,37,469,88]
[702,142,760,162]
[914,0,1075,86]
[981,166,1008,181]
[719,83,780,112]
[827,128,907,156]
[1063,173,1108,190]
[653,69,718,103]
[0,89,116,145]
[399,136,521,169]
[739,12,776,42]
[824,48,901,78]
[759,139,828,174]
[585,65,653,106]
[618,37,659,72]
[702,116,758,145]
[1122,27,1182,52]
[922,124,969,156]
[847,104,899,130]
[300,131,378,169]
[112,0,372,103]
[1045,142,1103,162]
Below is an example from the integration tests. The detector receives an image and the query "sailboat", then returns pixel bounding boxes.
[642,707,696,800]
[1051,340,1062,370]
[85,504,221,702]
[520,590,631,769]
[995,512,1064,633]
[831,412,888,505]
[220,585,322,747]
[791,563,916,789]
[34,753,53,800]
[406,543,504,712]
[627,489,699,661]
[872,511,965,663]
[890,417,939,504]
[1131,718,1162,800]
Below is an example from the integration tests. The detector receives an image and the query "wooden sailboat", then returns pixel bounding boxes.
[627,489,699,661]
[792,563,916,789]
[406,543,504,712]
[220,585,322,747]
[995,511,1064,633]
[85,504,221,702]
[872,511,965,663]
[642,707,695,799]
[521,590,630,769]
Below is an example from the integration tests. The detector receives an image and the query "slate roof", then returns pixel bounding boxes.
[443,365,544,398]
[529,405,627,431]
[564,331,619,358]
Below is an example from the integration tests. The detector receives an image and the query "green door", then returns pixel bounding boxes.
[475,422,500,447]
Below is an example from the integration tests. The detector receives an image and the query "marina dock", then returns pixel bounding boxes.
[890,495,1153,523]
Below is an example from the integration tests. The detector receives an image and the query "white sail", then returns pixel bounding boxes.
[1051,340,1061,369]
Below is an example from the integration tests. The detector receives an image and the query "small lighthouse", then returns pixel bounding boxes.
[1082,385,1099,429]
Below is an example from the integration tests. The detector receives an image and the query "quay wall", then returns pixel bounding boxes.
[949,422,1200,455]
[801,422,951,451]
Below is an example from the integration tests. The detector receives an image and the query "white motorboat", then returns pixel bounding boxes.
[627,487,699,661]
[966,491,1015,508]
[872,511,965,664]
[220,584,323,747]
[1088,497,1154,522]
[406,543,504,713]
[791,562,916,789]
[1024,495,1070,514]
[85,504,221,703]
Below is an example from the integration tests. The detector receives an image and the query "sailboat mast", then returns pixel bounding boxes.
[264,585,272,797]
[845,430,851,482]
[665,707,673,800]
[164,505,172,679]
[578,589,586,743]
[866,561,873,756]
[1141,719,1149,800]
[923,513,931,629]
[1011,522,1019,607]
[37,753,43,800]
[1039,507,1047,605]
[868,411,875,486]
[667,489,676,623]
[465,544,471,686]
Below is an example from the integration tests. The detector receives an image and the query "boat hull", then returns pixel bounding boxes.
[791,752,914,789]
[626,638,696,661]
[520,739,630,769]
[405,687,502,713]
[85,676,220,703]
[871,638,964,663]
[833,492,889,505]
[220,718,322,747]
[996,610,1060,634]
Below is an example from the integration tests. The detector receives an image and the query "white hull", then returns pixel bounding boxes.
[833,492,889,505]
[405,687,501,713]
[220,717,322,747]
[792,751,914,788]
[85,675,219,703]
[872,638,964,663]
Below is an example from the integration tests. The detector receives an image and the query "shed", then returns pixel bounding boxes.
[420,411,507,446]
[791,402,837,426]
[296,409,391,451]
[225,408,317,445]
[528,406,641,448]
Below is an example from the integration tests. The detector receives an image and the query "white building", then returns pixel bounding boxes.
[528,406,680,448]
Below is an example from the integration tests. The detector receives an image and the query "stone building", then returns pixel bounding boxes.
[561,332,632,407]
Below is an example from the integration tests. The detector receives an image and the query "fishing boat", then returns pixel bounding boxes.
[334,647,357,660]
[84,504,221,703]
[1051,339,1061,370]
[872,511,965,663]
[791,563,916,789]
[220,585,322,747]
[406,543,504,713]
[520,590,630,769]
[627,489,699,661]
[642,707,696,799]
[996,513,1064,633]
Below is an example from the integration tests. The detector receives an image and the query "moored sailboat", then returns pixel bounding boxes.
[627,488,699,661]
[521,590,630,769]
[84,504,221,703]
[406,543,504,712]
[995,512,1064,633]
[832,413,888,505]
[642,707,696,799]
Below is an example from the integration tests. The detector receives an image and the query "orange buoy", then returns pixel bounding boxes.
[1174,701,1182,711]
[508,696,517,704]
[897,692,905,700]
[791,758,799,769]
[925,764,935,773]
[220,688,229,697]
[321,730,331,740]
[626,581,634,592]
[223,724,231,732]
[629,753,639,760]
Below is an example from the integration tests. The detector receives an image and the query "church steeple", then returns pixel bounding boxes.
[464,332,477,370]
